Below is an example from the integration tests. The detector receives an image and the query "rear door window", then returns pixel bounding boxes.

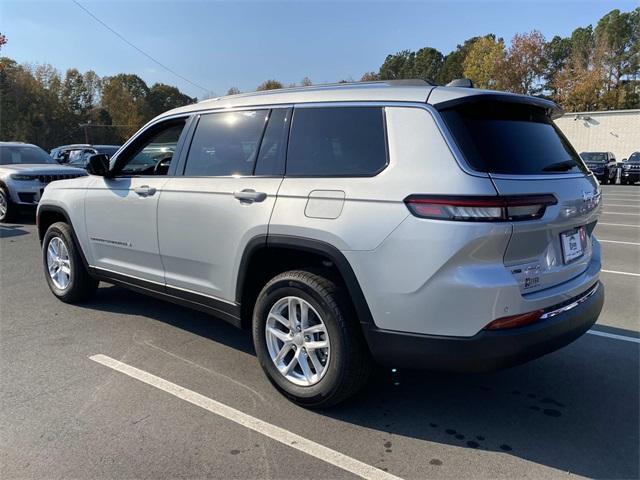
[184,110,268,177]
[440,102,588,175]
[286,107,387,176]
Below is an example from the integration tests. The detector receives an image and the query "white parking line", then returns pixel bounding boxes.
[602,204,640,208]
[90,354,402,480]
[587,330,640,344]
[602,269,640,277]
[598,223,640,228]
[602,211,640,216]
[599,239,640,246]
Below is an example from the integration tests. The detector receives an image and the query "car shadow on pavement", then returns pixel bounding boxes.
[82,284,255,356]
[82,284,639,479]
[0,225,30,238]
[331,338,639,479]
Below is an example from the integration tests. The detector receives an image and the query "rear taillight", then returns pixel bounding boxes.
[404,195,557,222]
[483,310,544,330]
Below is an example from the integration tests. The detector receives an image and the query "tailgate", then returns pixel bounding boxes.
[435,94,601,293]
[493,175,600,293]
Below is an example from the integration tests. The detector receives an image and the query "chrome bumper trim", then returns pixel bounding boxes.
[540,282,600,320]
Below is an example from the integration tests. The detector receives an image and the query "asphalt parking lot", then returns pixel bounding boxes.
[1,184,638,480]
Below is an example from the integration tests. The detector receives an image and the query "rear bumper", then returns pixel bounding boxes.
[363,281,604,372]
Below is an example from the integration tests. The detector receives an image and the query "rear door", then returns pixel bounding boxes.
[439,99,600,293]
[157,107,290,302]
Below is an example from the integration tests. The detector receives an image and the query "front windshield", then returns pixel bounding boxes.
[0,145,57,165]
[627,152,640,163]
[581,152,607,163]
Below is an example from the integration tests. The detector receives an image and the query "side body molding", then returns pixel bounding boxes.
[37,213,374,333]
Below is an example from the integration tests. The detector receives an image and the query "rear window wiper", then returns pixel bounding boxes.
[542,160,578,172]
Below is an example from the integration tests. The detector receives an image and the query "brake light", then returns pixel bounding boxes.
[404,195,557,222]
[483,310,544,330]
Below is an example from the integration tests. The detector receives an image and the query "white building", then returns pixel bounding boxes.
[555,109,639,161]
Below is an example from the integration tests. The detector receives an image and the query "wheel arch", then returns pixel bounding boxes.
[37,205,91,271]
[236,235,375,330]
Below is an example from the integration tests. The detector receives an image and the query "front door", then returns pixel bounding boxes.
[84,118,190,284]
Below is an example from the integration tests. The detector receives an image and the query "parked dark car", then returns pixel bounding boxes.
[580,152,618,184]
[51,144,120,169]
[621,151,640,185]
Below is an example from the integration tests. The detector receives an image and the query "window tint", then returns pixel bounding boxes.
[95,146,120,157]
[254,108,289,176]
[0,145,56,165]
[287,107,387,176]
[67,149,86,164]
[117,121,186,176]
[184,110,268,176]
[440,102,588,175]
[581,152,608,163]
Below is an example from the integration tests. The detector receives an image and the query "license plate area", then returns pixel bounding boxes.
[561,226,587,264]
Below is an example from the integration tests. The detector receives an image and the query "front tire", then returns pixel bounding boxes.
[253,270,371,408]
[0,186,14,223]
[43,222,98,303]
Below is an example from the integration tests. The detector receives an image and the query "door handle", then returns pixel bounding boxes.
[234,189,267,203]
[134,185,156,197]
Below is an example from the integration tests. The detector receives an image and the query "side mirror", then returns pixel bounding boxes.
[86,154,110,176]
[622,158,628,163]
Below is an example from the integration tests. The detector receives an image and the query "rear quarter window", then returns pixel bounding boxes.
[286,107,387,177]
[440,102,588,175]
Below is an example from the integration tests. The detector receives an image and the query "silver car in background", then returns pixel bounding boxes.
[0,142,86,222]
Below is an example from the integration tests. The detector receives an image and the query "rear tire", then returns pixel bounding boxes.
[43,222,98,303]
[252,270,372,408]
[0,186,14,223]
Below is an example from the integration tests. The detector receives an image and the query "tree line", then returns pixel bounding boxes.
[0,57,195,149]
[232,8,639,111]
[0,7,637,150]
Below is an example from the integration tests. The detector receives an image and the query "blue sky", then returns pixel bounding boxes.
[1,1,636,99]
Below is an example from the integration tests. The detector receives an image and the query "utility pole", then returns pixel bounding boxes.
[83,120,91,144]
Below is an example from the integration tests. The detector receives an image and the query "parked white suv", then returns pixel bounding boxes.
[37,81,604,407]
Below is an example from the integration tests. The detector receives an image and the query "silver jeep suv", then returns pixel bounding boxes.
[0,142,86,222]
[37,81,604,407]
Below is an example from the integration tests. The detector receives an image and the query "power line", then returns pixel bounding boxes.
[72,0,210,94]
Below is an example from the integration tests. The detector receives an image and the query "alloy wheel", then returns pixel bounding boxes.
[0,190,7,218]
[47,236,71,290]
[265,296,331,386]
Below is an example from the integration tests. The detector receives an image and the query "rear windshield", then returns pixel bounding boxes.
[440,102,588,175]
[581,152,607,163]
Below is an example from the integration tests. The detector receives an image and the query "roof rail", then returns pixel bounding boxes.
[207,78,437,103]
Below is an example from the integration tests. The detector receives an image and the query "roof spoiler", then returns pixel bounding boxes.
[446,78,474,88]
[432,93,564,119]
